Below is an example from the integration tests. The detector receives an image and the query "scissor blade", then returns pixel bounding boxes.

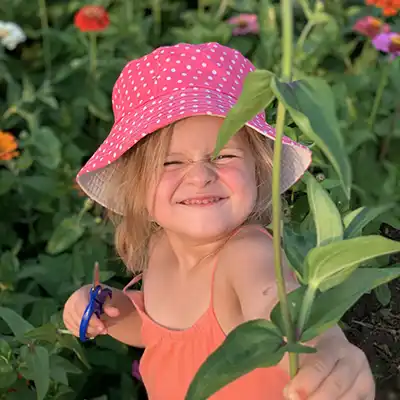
[93,261,100,288]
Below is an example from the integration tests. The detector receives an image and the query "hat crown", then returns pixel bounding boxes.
[111,42,256,122]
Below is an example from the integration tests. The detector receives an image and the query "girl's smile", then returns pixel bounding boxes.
[178,196,228,206]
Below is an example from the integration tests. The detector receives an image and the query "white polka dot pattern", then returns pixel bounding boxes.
[76,42,312,214]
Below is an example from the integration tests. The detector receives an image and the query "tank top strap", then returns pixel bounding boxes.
[209,225,272,304]
[123,272,143,293]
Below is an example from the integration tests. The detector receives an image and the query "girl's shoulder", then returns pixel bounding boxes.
[218,224,298,321]
[224,224,274,255]
[219,224,295,292]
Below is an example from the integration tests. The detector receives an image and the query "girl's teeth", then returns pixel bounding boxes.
[183,198,221,205]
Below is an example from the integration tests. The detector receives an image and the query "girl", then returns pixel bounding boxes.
[63,42,375,400]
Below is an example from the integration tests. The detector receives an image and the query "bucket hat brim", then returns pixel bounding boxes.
[76,87,312,214]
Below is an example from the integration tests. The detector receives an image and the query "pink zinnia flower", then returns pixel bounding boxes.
[353,16,390,39]
[373,31,400,58]
[132,360,142,381]
[227,14,259,36]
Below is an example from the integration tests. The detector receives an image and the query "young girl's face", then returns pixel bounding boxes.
[147,115,258,240]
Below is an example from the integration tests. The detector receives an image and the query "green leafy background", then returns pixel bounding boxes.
[0,0,399,399]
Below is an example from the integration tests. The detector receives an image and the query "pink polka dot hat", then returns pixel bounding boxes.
[76,42,312,214]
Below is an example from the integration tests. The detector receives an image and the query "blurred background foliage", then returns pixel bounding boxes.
[0,0,399,399]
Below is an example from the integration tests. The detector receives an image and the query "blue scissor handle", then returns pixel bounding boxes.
[79,285,112,342]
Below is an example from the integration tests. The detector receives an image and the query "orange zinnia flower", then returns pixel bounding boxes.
[365,0,400,16]
[0,131,19,160]
[74,5,110,32]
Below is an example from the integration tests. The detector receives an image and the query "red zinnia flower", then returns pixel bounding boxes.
[353,16,390,39]
[74,5,110,32]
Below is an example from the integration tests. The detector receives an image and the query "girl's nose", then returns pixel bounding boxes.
[185,160,217,187]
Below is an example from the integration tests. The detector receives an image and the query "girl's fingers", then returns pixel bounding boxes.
[284,345,338,399]
[86,323,107,337]
[64,310,107,337]
[338,365,375,400]
[103,305,120,318]
[307,345,368,400]
[307,357,360,399]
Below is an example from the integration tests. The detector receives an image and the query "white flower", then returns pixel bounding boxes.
[0,21,26,50]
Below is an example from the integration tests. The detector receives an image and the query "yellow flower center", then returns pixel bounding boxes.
[391,35,400,46]
[237,18,249,28]
[370,18,382,27]
[0,28,9,38]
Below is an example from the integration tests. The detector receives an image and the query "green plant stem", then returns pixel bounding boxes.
[272,0,298,379]
[77,199,94,223]
[89,32,97,80]
[296,0,312,19]
[198,0,205,15]
[368,61,390,132]
[379,102,399,161]
[152,0,161,38]
[38,0,51,80]
[296,20,314,53]
[124,0,133,24]
[296,286,317,336]
[216,0,229,20]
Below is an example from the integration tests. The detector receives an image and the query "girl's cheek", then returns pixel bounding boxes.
[218,166,255,186]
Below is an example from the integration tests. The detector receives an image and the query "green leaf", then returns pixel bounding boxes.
[0,170,16,196]
[30,127,62,170]
[302,266,400,341]
[185,320,284,400]
[374,283,391,307]
[282,342,317,354]
[57,334,90,369]
[0,251,20,283]
[305,235,400,291]
[270,286,305,335]
[49,355,81,385]
[87,87,112,122]
[52,57,88,83]
[21,74,36,103]
[271,77,351,197]
[283,227,313,281]
[0,338,12,359]
[343,204,394,238]
[46,216,85,254]
[0,307,34,338]
[0,358,17,388]
[24,323,58,343]
[309,12,331,23]
[214,70,275,156]
[20,176,60,194]
[20,345,50,400]
[304,173,343,246]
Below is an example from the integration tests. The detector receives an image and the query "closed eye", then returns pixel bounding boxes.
[214,154,237,160]
[164,161,183,166]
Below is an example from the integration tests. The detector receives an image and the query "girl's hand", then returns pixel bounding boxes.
[62,284,120,338]
[283,332,375,400]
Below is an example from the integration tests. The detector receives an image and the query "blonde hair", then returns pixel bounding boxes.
[107,123,274,273]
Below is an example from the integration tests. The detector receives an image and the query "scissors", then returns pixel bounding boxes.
[79,262,112,342]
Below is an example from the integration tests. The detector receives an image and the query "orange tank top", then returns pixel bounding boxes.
[123,227,290,400]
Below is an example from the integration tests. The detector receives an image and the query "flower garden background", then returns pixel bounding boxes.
[0,0,399,399]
